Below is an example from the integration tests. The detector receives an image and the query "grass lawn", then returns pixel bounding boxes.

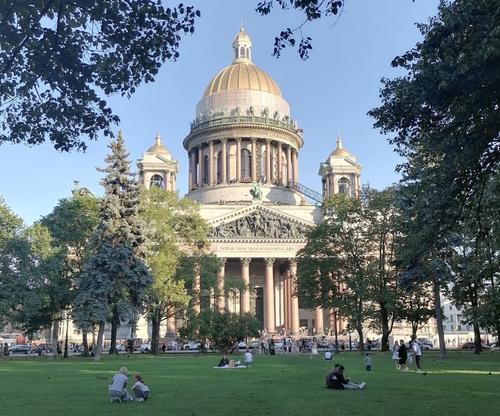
[0,351,499,416]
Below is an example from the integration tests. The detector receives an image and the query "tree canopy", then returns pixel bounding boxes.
[0,1,199,151]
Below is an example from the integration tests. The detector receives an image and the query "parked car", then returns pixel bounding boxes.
[461,342,491,350]
[417,338,433,349]
[139,343,151,353]
[9,345,31,354]
[182,341,199,351]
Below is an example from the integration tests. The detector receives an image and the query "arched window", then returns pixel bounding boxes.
[150,174,164,189]
[241,148,251,181]
[216,151,222,183]
[203,154,209,185]
[240,46,245,58]
[338,177,350,195]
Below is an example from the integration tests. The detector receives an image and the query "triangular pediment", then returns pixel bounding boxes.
[207,204,314,240]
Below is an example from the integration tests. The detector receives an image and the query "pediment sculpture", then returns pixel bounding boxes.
[208,210,310,239]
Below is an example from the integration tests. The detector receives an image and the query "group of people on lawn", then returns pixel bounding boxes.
[391,338,424,371]
[108,337,427,402]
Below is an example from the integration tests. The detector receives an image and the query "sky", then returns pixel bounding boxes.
[0,0,440,225]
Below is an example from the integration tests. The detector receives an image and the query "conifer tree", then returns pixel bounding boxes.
[74,132,152,360]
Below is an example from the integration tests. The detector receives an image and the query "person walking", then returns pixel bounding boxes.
[412,338,423,371]
[310,339,318,359]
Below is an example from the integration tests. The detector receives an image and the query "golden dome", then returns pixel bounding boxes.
[147,133,170,155]
[203,62,282,98]
[330,136,352,157]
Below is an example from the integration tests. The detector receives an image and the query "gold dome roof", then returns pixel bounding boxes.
[203,62,282,98]
[146,133,170,155]
[330,136,352,157]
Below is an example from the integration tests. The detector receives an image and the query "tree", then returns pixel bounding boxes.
[40,190,100,357]
[397,281,435,340]
[0,1,199,151]
[255,0,345,59]
[369,0,500,258]
[74,132,152,360]
[362,187,401,351]
[179,310,260,354]
[140,187,209,355]
[297,194,375,352]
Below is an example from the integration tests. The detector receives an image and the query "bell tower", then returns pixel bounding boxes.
[318,135,361,199]
[137,133,178,191]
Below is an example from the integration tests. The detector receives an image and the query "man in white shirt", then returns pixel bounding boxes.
[324,350,333,360]
[412,338,423,371]
[243,349,253,365]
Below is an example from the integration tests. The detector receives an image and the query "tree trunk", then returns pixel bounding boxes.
[52,320,59,359]
[109,309,119,355]
[94,321,105,361]
[82,330,89,357]
[333,310,339,353]
[433,277,447,358]
[380,303,390,352]
[356,326,364,354]
[473,323,482,354]
[151,315,161,355]
[411,322,418,340]
[63,317,69,358]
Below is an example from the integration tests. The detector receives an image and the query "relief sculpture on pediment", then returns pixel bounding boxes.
[208,211,310,239]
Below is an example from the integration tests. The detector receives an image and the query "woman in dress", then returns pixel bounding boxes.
[391,341,400,370]
[310,339,319,359]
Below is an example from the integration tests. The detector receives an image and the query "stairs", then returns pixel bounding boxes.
[287,180,323,204]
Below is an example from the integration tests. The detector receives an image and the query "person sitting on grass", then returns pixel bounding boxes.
[217,354,230,367]
[324,349,333,360]
[325,364,366,390]
[243,349,254,365]
[132,373,149,402]
[109,367,132,402]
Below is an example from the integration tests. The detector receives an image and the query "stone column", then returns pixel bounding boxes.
[289,260,299,335]
[240,258,251,314]
[277,143,283,185]
[315,307,324,335]
[293,149,299,182]
[214,152,219,184]
[166,315,176,339]
[188,151,193,190]
[264,258,275,333]
[283,271,289,330]
[236,138,241,182]
[217,258,226,312]
[165,171,171,191]
[287,146,292,186]
[265,139,271,184]
[197,146,203,187]
[251,138,257,182]
[221,139,227,184]
[208,140,214,185]
[193,263,201,314]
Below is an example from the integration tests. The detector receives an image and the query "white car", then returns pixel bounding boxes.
[183,341,199,351]
[139,343,151,353]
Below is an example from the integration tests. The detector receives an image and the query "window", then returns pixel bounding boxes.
[203,154,209,185]
[240,46,245,58]
[150,174,164,189]
[241,148,251,180]
[338,177,350,194]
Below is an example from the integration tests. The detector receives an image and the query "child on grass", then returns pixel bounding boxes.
[132,373,149,402]
[364,353,373,371]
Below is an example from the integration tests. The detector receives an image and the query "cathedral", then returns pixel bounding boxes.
[137,28,361,337]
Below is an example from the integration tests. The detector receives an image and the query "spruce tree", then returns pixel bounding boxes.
[75,132,152,360]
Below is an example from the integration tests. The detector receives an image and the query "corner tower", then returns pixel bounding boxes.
[183,28,304,205]
[138,133,178,191]
[319,136,361,198]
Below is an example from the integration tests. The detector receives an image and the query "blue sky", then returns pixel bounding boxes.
[0,0,440,224]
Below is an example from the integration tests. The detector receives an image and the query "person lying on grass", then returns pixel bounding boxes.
[217,354,230,367]
[325,364,366,390]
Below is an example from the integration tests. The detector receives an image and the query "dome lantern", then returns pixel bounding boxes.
[232,25,252,63]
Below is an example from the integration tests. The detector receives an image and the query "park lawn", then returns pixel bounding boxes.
[0,351,499,416]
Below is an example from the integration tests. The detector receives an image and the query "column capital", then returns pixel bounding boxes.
[288,259,297,271]
[236,137,242,143]
[221,137,227,144]
[240,257,252,266]
[251,137,257,143]
[219,257,227,266]
[264,258,275,267]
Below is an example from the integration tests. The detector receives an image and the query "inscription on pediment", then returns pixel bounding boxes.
[208,210,310,239]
